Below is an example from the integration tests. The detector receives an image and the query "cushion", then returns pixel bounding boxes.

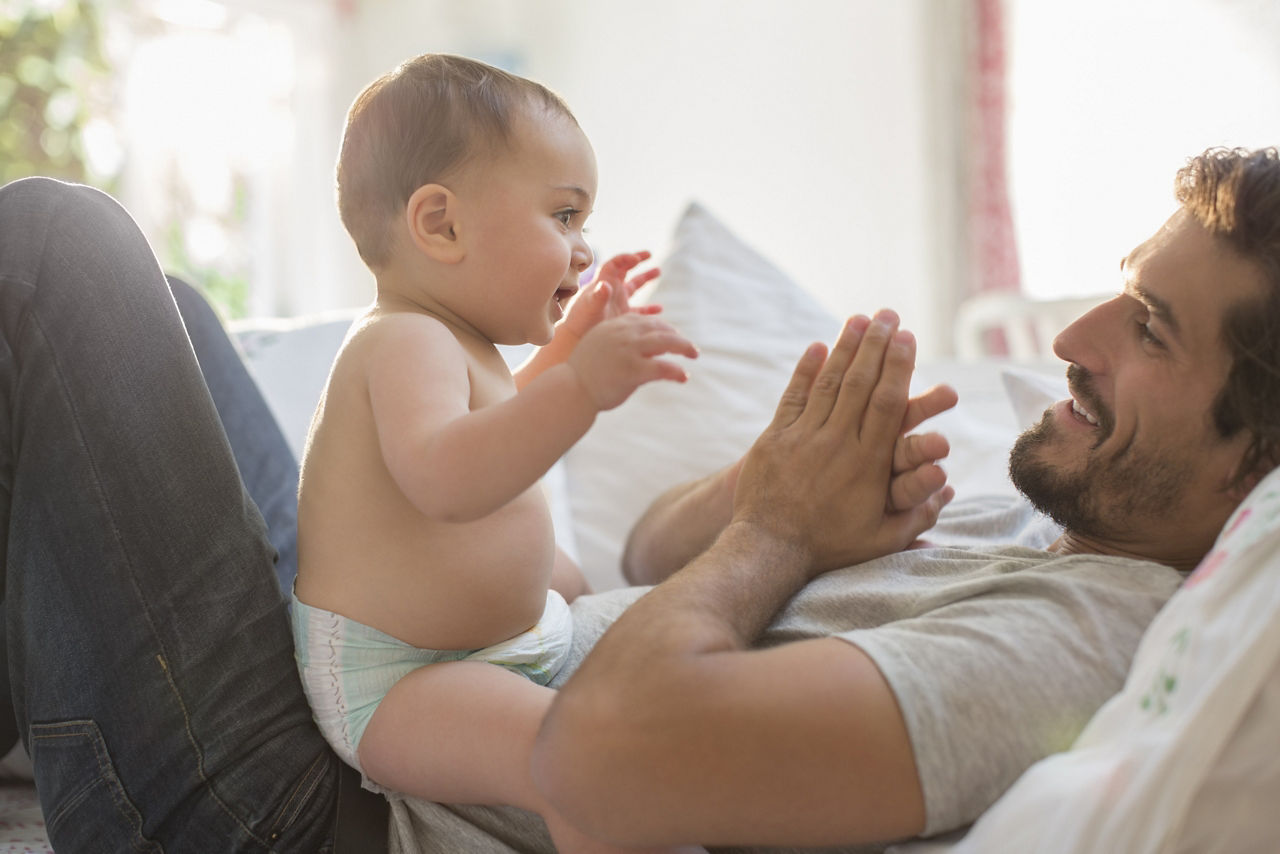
[893,467,1280,854]
[562,202,840,590]
[559,203,1079,591]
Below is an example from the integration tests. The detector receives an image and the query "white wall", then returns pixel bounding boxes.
[1007,0,1280,300]
[313,0,953,357]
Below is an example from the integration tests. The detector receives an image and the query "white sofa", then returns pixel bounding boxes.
[1,203,1273,851]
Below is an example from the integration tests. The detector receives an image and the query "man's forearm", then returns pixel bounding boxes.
[533,520,817,842]
[620,462,739,585]
[534,516,928,847]
[621,517,810,652]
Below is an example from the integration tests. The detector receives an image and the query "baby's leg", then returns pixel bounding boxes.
[358,661,705,853]
[550,544,592,601]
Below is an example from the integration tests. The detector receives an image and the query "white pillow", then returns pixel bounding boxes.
[1001,365,1068,428]
[233,313,356,460]
[562,202,840,590]
[893,464,1280,854]
[559,203,1079,590]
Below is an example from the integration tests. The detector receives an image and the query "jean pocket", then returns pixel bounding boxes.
[30,720,162,853]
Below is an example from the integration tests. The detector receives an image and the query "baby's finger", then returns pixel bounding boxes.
[887,463,949,513]
[647,358,692,384]
[886,483,955,545]
[902,384,958,434]
[624,266,661,296]
[588,281,613,310]
[640,328,700,361]
[600,251,651,280]
[893,431,950,475]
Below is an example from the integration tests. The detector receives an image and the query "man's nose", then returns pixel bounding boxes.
[1053,295,1123,369]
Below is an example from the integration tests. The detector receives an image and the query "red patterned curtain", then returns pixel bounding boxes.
[969,0,1021,299]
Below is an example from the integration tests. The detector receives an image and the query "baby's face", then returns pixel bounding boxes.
[452,108,598,347]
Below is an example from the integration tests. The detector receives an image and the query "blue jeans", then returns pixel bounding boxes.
[0,177,338,851]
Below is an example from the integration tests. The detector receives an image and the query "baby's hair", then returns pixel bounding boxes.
[336,54,577,269]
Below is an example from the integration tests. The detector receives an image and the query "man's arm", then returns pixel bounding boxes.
[619,460,739,586]
[533,311,953,847]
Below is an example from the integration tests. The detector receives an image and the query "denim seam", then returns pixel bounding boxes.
[28,191,275,849]
[31,721,161,852]
[265,751,326,842]
[154,653,271,848]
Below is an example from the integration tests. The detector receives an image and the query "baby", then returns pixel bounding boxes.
[292,54,703,852]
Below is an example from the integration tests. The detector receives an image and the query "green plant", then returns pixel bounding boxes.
[0,0,118,189]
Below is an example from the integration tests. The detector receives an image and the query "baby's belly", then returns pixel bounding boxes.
[303,491,559,651]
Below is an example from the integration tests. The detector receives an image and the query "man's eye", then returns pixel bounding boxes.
[1136,319,1164,348]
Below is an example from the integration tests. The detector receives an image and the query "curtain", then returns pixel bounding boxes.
[967,0,1021,354]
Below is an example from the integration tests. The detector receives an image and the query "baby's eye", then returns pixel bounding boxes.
[554,209,580,227]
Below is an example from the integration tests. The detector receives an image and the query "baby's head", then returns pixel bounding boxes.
[336,54,580,271]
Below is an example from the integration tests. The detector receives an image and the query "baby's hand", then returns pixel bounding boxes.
[568,314,698,411]
[561,251,662,340]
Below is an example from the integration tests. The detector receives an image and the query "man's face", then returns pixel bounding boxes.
[1009,209,1262,568]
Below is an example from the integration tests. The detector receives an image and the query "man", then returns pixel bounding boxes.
[524,147,1280,849]
[0,147,1276,853]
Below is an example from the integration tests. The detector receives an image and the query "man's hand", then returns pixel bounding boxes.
[560,250,662,340]
[716,380,956,516]
[732,310,953,575]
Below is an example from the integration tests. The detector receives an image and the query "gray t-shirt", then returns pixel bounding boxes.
[389,497,1184,853]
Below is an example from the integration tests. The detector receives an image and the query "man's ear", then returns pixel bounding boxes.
[405,183,465,263]
[1226,457,1269,503]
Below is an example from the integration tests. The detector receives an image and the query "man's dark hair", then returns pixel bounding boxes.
[1175,146,1280,486]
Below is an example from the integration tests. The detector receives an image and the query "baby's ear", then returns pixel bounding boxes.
[405,184,464,263]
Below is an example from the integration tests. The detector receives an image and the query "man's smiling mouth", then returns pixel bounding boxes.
[1071,398,1099,426]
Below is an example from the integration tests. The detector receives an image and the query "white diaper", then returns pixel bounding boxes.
[291,589,573,793]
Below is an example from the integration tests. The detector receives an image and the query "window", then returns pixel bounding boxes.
[1008,0,1280,299]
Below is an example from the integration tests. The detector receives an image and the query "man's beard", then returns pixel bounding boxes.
[1008,367,1192,540]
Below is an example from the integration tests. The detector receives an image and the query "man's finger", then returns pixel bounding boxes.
[769,341,828,429]
[855,326,914,446]
[799,315,870,429]
[828,311,900,436]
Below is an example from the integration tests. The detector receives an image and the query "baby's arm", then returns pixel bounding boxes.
[515,251,661,390]
[369,313,695,524]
